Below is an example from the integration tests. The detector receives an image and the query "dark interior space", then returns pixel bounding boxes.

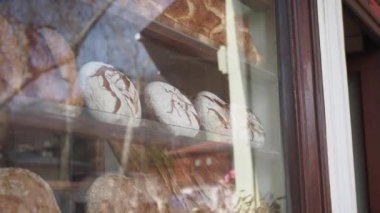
[344,4,380,212]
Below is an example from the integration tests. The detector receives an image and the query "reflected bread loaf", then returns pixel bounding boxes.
[0,16,30,103]
[139,0,262,63]
[21,26,83,106]
[0,168,60,213]
[0,15,83,106]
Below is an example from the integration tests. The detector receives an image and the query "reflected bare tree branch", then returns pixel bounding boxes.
[70,0,115,55]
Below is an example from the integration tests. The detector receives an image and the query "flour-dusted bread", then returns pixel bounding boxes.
[0,168,60,213]
[234,109,266,148]
[194,91,231,135]
[144,81,200,137]
[86,174,158,213]
[246,110,265,148]
[194,91,265,147]
[79,61,142,124]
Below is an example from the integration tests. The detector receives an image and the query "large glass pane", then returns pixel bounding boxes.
[0,0,286,212]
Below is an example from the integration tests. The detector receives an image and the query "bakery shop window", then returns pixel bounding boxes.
[0,0,286,212]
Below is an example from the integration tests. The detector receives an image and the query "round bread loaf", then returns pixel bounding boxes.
[154,0,262,64]
[21,26,83,106]
[144,81,200,137]
[0,16,30,103]
[246,110,265,148]
[0,15,83,109]
[0,168,60,213]
[194,91,265,147]
[79,61,141,124]
[86,174,157,213]
[194,91,231,135]
[231,109,265,148]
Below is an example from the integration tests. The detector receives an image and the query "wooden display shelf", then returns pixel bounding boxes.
[140,21,219,63]
[4,98,232,149]
[3,97,280,157]
[239,0,272,10]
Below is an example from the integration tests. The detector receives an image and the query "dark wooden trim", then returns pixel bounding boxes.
[276,1,300,212]
[277,0,331,212]
[356,0,380,24]
[344,0,380,44]
[347,51,380,213]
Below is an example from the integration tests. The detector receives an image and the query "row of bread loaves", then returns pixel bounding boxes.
[79,61,265,147]
[0,168,240,213]
[0,14,265,147]
[0,168,160,212]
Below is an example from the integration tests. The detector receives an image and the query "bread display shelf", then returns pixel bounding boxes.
[3,98,280,157]
[140,21,218,62]
[139,21,277,82]
[240,0,272,10]
[167,141,281,160]
[4,98,228,147]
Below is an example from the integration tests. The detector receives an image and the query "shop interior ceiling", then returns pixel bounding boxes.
[344,0,380,47]
[344,8,364,54]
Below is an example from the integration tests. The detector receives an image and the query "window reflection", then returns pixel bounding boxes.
[0,0,285,212]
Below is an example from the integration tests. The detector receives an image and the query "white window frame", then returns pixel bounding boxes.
[317,0,358,212]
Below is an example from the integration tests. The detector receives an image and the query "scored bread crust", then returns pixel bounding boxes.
[194,91,231,134]
[79,61,142,123]
[143,81,200,136]
[152,0,263,64]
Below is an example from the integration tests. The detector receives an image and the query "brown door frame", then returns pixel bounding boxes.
[277,0,331,212]
[347,51,380,213]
